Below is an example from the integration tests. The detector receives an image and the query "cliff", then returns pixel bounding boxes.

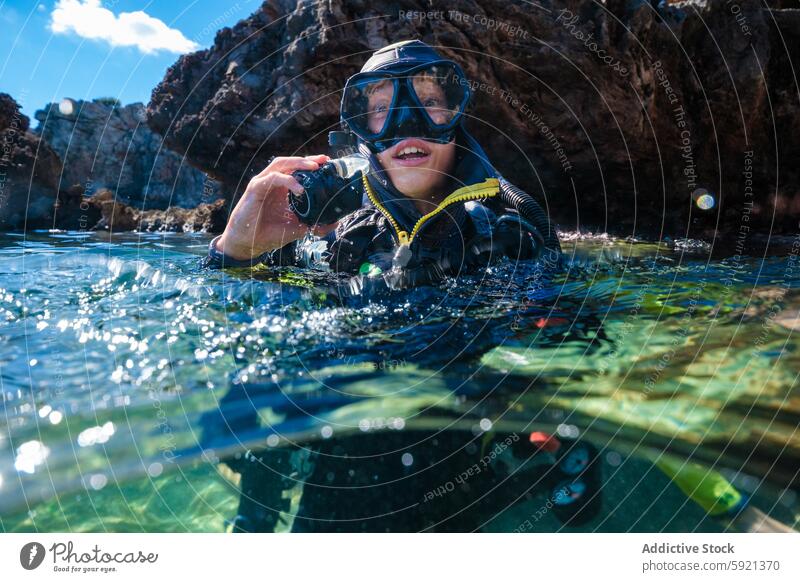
[0,93,65,230]
[34,98,221,209]
[147,0,800,238]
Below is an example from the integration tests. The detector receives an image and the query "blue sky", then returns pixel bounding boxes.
[0,0,256,119]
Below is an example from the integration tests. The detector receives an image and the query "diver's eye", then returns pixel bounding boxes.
[369,101,390,116]
[423,98,442,108]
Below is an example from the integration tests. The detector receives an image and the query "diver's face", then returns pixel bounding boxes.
[376,138,456,204]
[367,77,457,205]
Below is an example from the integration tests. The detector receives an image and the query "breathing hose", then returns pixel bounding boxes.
[497,179,561,256]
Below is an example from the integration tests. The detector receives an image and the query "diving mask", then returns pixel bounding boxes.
[340,60,471,152]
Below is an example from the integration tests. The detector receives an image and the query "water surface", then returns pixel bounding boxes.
[0,231,798,532]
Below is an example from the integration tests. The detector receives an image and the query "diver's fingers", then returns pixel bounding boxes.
[254,157,318,178]
[248,171,304,197]
[304,154,330,164]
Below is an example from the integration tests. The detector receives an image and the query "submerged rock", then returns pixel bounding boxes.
[34,98,222,210]
[148,0,800,237]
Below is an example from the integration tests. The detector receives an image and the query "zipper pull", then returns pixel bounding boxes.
[393,231,412,269]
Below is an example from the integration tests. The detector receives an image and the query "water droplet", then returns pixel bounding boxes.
[692,188,715,210]
[77,422,115,447]
[401,453,413,467]
[110,367,124,383]
[89,474,107,490]
[14,440,49,474]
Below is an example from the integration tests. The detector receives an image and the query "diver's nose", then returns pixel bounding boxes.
[392,99,426,137]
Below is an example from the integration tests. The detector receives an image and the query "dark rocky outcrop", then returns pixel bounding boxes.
[1,93,225,233]
[0,93,225,233]
[148,0,800,238]
[0,93,65,230]
[35,98,221,209]
[89,189,228,232]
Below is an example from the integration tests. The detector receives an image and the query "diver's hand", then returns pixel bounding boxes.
[216,155,334,260]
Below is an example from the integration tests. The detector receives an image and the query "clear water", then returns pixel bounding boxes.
[0,231,798,532]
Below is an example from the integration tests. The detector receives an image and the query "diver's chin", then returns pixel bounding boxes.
[391,177,437,200]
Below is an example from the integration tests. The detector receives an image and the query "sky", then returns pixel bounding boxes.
[0,0,257,120]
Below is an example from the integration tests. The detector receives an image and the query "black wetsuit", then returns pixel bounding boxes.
[204,135,563,532]
[224,430,552,532]
[205,132,561,287]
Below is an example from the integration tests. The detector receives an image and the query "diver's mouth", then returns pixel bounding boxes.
[391,139,431,166]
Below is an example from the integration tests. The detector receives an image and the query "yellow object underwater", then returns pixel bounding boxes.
[654,455,744,517]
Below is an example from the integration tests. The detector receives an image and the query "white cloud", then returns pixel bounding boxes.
[50,0,199,54]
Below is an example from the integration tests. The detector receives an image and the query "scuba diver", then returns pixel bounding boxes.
[204,39,562,286]
[198,38,788,529]
[200,40,593,532]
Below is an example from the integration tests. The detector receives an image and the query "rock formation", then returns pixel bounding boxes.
[148,0,800,238]
[0,93,65,230]
[89,189,228,233]
[0,93,225,233]
[35,98,221,210]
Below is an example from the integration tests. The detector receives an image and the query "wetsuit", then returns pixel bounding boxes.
[202,127,564,530]
[204,130,561,288]
[223,430,547,533]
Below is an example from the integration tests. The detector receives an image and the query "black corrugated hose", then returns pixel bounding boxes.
[497,179,562,265]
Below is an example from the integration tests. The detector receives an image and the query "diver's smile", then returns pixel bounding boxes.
[390,138,432,167]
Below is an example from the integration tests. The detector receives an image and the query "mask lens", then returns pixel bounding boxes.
[342,76,396,138]
[411,64,468,127]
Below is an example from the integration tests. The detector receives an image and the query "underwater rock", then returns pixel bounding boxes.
[147,0,800,237]
[34,98,222,209]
